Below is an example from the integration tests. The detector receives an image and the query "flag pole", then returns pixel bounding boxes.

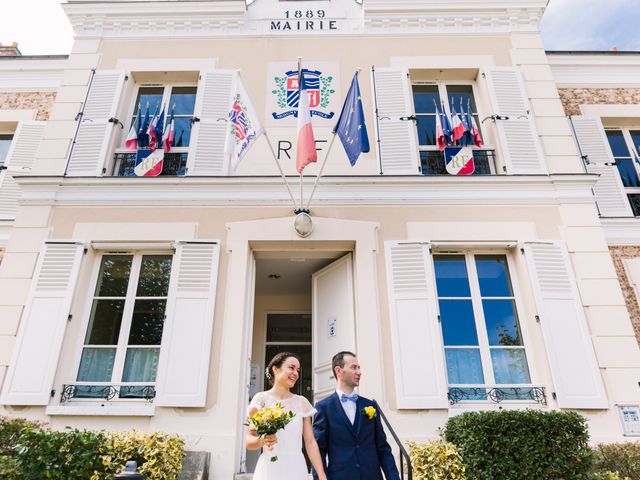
[305,68,362,210]
[264,131,299,210]
[297,56,305,211]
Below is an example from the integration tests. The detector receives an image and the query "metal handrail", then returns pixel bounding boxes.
[372,400,412,480]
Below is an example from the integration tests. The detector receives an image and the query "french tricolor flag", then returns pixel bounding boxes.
[450,105,466,144]
[435,104,446,151]
[124,105,141,151]
[163,108,175,152]
[295,70,317,174]
[147,108,159,151]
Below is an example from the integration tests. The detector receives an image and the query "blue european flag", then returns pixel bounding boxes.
[333,72,370,166]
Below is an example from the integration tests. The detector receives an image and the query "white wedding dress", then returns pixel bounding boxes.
[249,391,316,480]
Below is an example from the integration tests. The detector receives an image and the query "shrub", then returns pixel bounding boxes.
[97,430,186,480]
[13,426,106,479]
[0,416,47,479]
[408,440,467,480]
[443,409,593,480]
[592,442,640,480]
[591,472,627,480]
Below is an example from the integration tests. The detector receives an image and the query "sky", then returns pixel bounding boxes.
[1,0,640,55]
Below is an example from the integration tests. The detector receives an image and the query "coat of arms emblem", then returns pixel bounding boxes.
[271,68,335,120]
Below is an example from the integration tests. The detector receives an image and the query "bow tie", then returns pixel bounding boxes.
[341,393,359,403]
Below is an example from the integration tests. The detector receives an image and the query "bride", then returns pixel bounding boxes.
[246,352,328,480]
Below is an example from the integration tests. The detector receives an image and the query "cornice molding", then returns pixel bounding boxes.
[601,218,640,246]
[15,174,597,208]
[548,53,640,87]
[62,0,546,38]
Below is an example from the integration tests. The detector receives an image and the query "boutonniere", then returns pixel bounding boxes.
[362,406,377,420]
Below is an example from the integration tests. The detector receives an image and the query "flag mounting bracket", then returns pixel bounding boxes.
[293,211,313,238]
[108,117,124,129]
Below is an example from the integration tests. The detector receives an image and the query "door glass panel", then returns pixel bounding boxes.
[490,349,531,384]
[445,348,484,384]
[616,159,640,187]
[94,255,132,296]
[439,300,478,345]
[606,130,631,157]
[136,255,172,297]
[482,299,522,346]
[84,299,125,344]
[128,299,167,345]
[433,255,471,297]
[475,255,513,297]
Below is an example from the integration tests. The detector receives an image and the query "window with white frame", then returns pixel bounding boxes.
[117,85,196,176]
[605,128,640,216]
[73,252,172,400]
[412,83,493,175]
[0,134,13,168]
[433,252,534,402]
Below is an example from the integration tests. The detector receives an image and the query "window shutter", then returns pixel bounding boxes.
[66,70,126,176]
[371,67,421,175]
[0,121,46,218]
[0,242,85,405]
[484,68,547,174]
[155,241,220,407]
[570,115,633,217]
[186,70,235,176]
[384,241,448,409]
[523,241,608,409]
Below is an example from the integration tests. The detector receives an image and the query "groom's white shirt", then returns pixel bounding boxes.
[336,388,357,425]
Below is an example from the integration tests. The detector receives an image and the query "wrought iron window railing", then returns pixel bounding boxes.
[114,150,187,177]
[447,385,546,405]
[61,384,156,402]
[420,149,497,176]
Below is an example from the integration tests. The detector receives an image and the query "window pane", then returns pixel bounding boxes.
[446,85,477,113]
[475,255,513,297]
[616,159,640,187]
[420,151,446,175]
[84,300,125,345]
[128,299,167,345]
[439,300,478,345]
[77,348,116,382]
[630,130,640,157]
[606,130,631,158]
[445,348,484,384]
[629,194,640,216]
[412,85,439,114]
[136,255,172,297]
[0,134,13,165]
[122,348,160,382]
[482,299,522,346]
[491,349,531,384]
[416,115,436,146]
[433,255,471,297]
[170,87,197,116]
[266,313,312,342]
[135,87,164,116]
[172,117,192,147]
[95,255,132,296]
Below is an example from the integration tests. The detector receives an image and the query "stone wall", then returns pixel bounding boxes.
[610,246,640,344]
[0,92,57,121]
[558,88,640,116]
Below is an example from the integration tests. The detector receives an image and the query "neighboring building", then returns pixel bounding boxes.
[1,2,640,478]
[0,44,66,260]
[550,50,640,349]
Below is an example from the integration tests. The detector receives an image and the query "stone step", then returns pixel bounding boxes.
[235,475,314,480]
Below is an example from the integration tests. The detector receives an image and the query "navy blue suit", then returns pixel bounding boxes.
[312,392,400,480]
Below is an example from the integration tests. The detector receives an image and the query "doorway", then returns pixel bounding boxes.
[243,250,356,473]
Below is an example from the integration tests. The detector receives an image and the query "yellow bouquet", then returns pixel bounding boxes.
[246,402,295,462]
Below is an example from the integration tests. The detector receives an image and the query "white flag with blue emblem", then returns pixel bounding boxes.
[226,74,264,172]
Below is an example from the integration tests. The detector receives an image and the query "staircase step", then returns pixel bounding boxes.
[235,475,313,479]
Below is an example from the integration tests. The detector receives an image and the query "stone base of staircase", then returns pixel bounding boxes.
[178,451,210,480]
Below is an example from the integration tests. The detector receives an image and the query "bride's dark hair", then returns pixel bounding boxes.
[265,352,300,386]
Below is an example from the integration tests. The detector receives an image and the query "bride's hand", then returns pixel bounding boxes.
[261,434,278,451]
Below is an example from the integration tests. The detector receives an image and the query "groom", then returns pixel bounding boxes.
[312,351,400,480]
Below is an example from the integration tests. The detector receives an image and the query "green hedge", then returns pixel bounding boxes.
[443,409,593,480]
[0,415,185,480]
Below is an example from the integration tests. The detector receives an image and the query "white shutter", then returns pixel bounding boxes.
[0,242,85,405]
[571,116,633,217]
[66,70,126,176]
[155,241,220,407]
[371,67,421,175]
[186,70,235,176]
[523,241,608,409]
[0,121,46,218]
[384,241,448,409]
[484,68,547,174]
